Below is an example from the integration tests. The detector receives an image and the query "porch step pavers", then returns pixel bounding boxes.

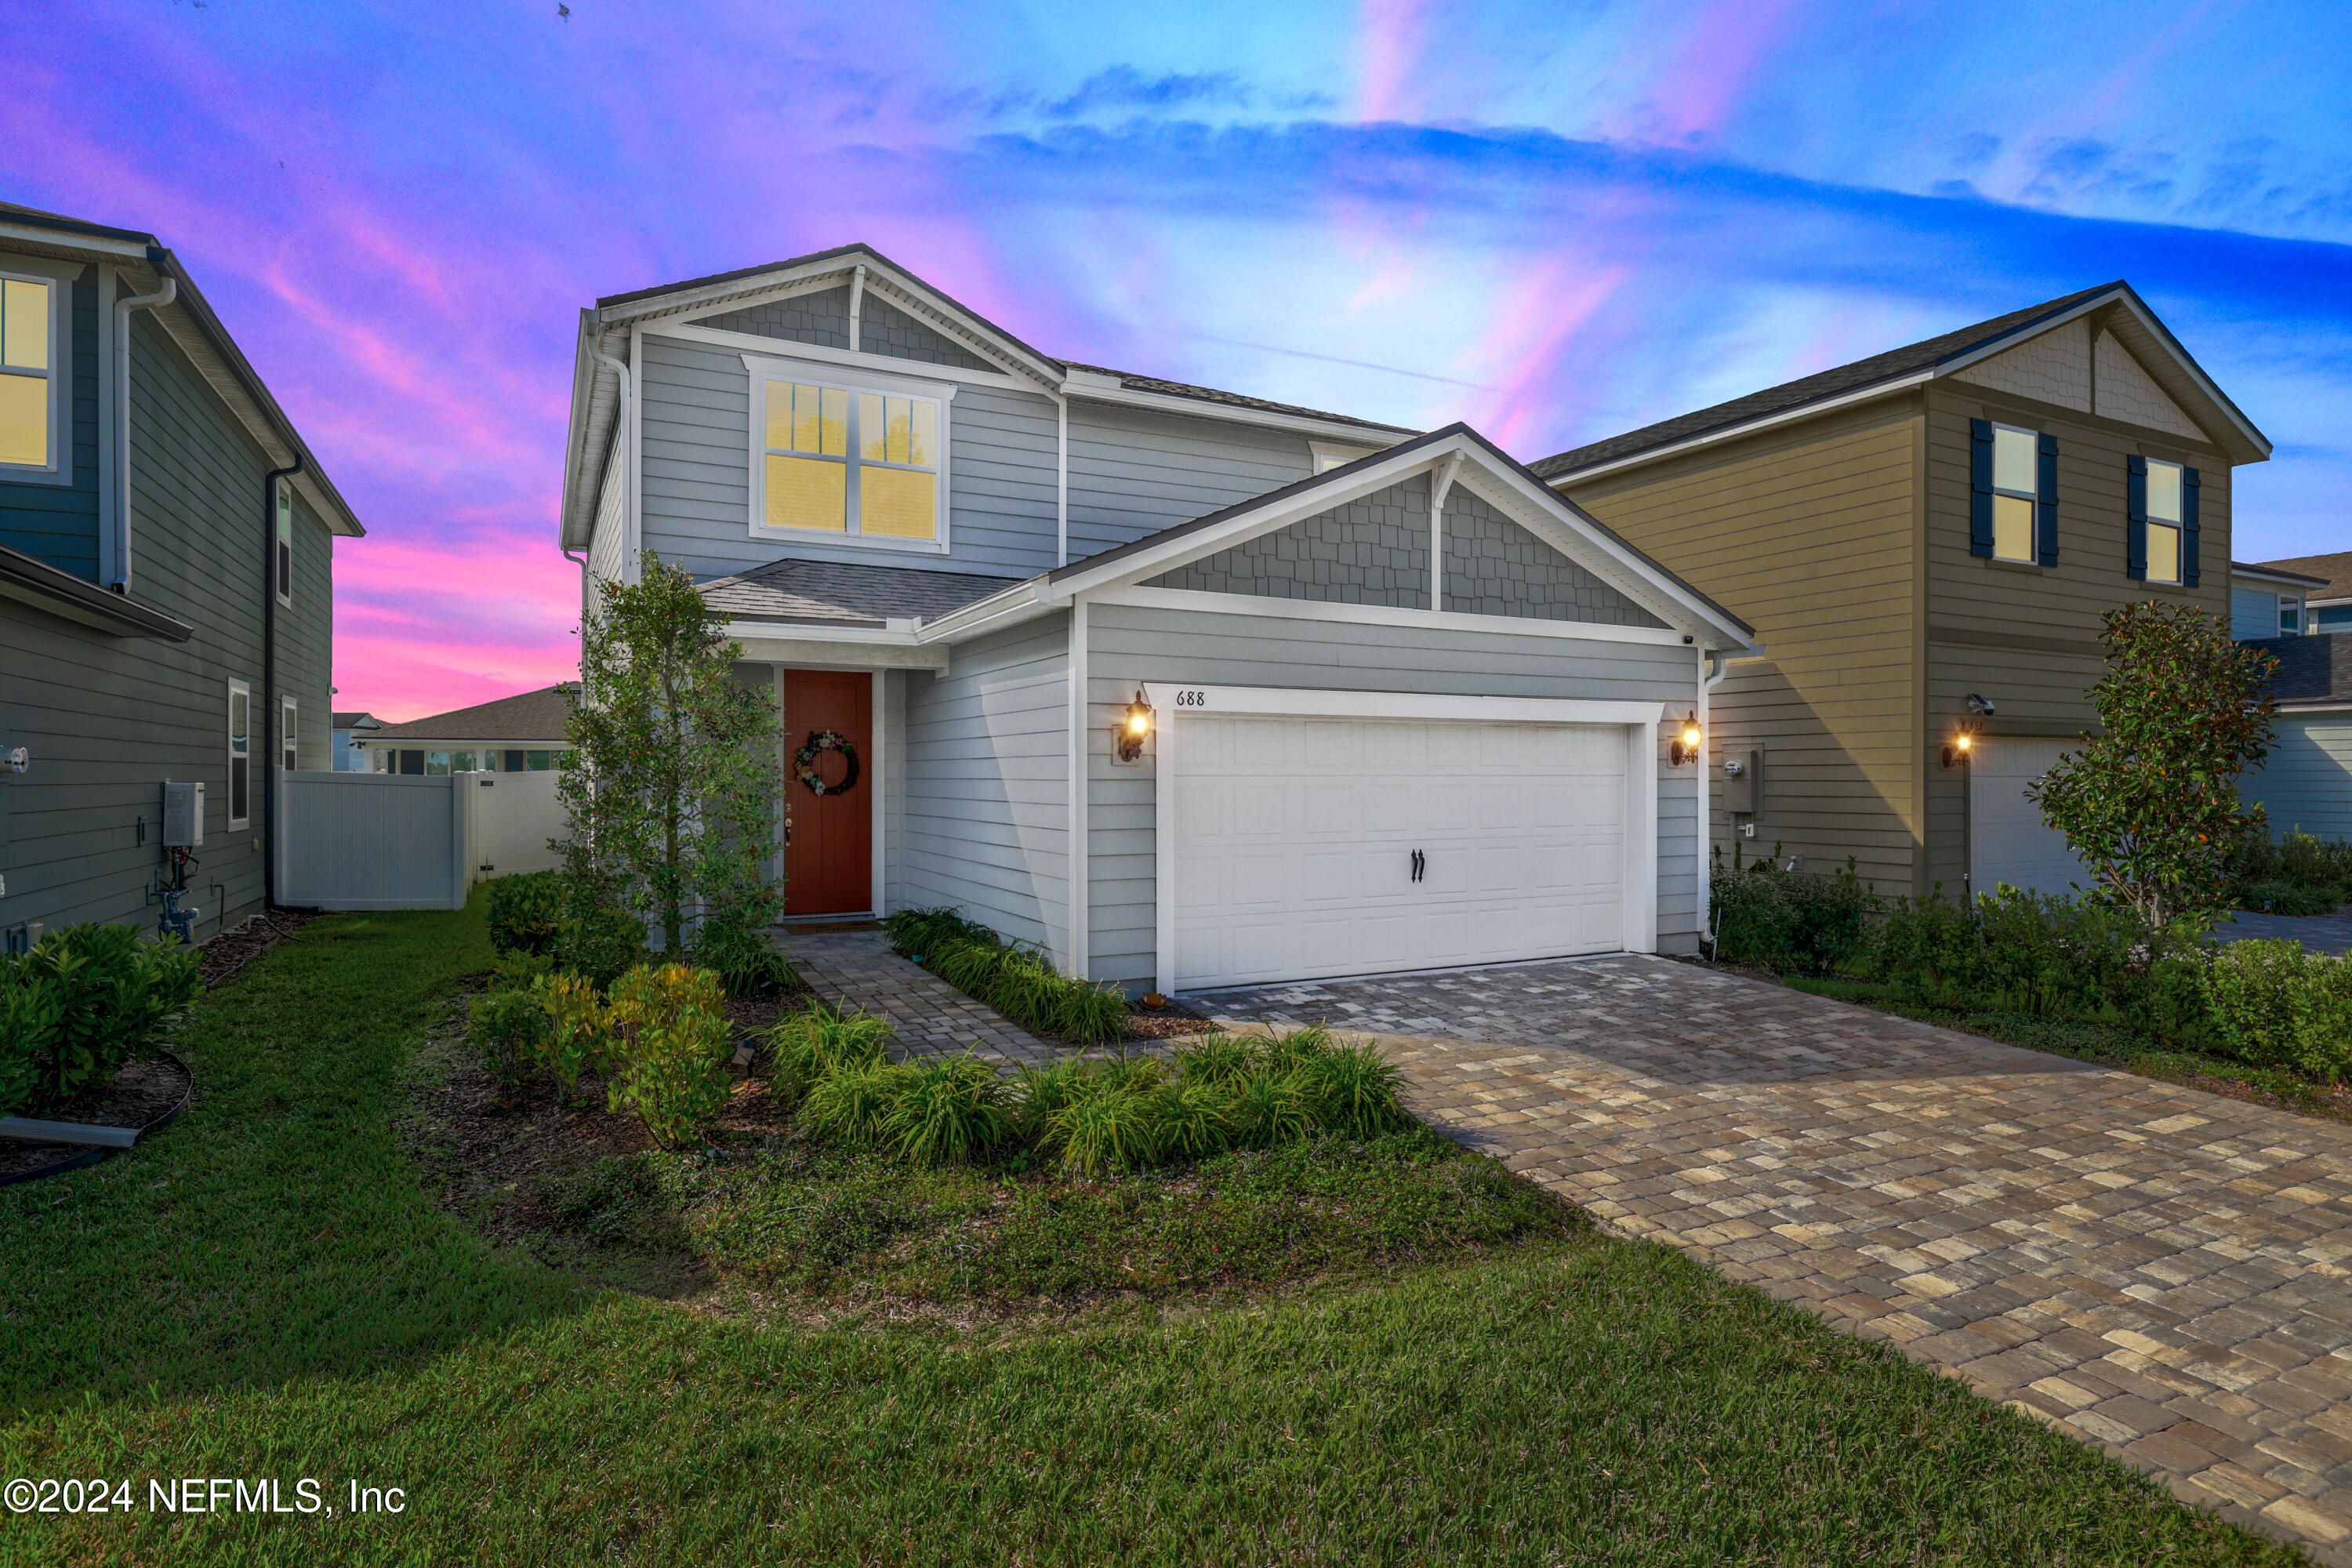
[1182,954,2352,1564]
[785,931,1067,1071]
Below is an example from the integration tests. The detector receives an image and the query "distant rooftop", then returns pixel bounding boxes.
[373,686,572,742]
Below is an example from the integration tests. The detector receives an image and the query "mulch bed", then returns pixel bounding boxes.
[0,1054,192,1182]
[198,906,322,989]
[1123,998,1219,1041]
[403,993,796,1253]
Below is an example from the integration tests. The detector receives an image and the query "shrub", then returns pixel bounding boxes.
[882,1054,1014,1164]
[1046,1087,1163,1174]
[1290,1040,1414,1139]
[886,906,1128,1044]
[1708,847,1878,975]
[1149,1077,1235,1160]
[1255,1024,1334,1078]
[803,1061,918,1146]
[1172,1033,1260,1085]
[691,910,794,1000]
[605,962,734,1148]
[9,924,202,1105]
[2234,827,2352,907]
[553,890,649,991]
[533,971,613,1097]
[1011,1059,1091,1139]
[1225,1069,1314,1149]
[766,1003,895,1106]
[2190,940,2352,1082]
[485,869,566,956]
[0,953,63,1119]
[2232,878,2342,916]
[469,983,548,1096]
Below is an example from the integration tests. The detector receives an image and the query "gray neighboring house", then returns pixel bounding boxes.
[332,710,383,771]
[2231,553,2352,840]
[0,201,361,949]
[559,243,1755,993]
[361,685,574,775]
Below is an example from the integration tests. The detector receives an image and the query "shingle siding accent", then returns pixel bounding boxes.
[1947,320,2092,412]
[2093,332,2205,441]
[1440,487,1668,627]
[857,295,996,372]
[701,285,852,350]
[1145,477,1432,608]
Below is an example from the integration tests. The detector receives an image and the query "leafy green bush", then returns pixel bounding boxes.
[1708,847,1877,975]
[766,1002,894,1107]
[2232,878,2343,916]
[553,891,649,991]
[532,971,612,1097]
[690,909,793,1000]
[485,869,566,956]
[2234,827,2352,908]
[605,962,733,1148]
[2,924,202,1108]
[2183,940,2352,1081]
[884,906,1128,1044]
[469,982,549,1095]
[882,1053,1014,1164]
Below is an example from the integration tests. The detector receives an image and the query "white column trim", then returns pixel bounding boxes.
[1066,598,1089,977]
[869,669,887,920]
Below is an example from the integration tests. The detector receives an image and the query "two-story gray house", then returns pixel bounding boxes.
[559,245,1754,994]
[0,201,362,949]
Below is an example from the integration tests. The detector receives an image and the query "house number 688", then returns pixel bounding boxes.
[1173,690,1208,708]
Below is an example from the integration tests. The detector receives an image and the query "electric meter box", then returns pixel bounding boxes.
[162,780,205,848]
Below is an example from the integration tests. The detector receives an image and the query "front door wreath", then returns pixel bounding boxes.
[793,729,862,796]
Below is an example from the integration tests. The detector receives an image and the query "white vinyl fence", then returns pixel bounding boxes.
[276,769,572,911]
[278,772,473,910]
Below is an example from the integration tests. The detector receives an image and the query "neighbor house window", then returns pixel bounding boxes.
[1988,424,2038,564]
[2281,597,2303,635]
[227,681,252,828]
[755,374,942,544]
[274,481,295,606]
[2144,458,2184,585]
[281,697,298,771]
[0,274,54,470]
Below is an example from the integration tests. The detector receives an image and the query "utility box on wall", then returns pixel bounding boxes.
[162,780,205,848]
[1722,746,1763,818]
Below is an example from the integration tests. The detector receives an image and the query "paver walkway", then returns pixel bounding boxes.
[1185,956,2352,1563]
[786,931,1066,1069]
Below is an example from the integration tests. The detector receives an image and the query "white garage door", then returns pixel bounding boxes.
[1172,713,1629,989]
[1970,736,2091,898]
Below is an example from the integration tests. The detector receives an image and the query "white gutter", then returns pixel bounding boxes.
[108,275,176,591]
[590,345,635,583]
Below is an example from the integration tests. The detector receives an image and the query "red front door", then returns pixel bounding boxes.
[783,670,874,916]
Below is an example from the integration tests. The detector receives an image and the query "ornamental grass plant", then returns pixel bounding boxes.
[884,905,1130,1044]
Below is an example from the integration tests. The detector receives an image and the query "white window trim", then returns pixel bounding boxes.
[1988,421,2040,565]
[281,695,299,772]
[742,352,955,555]
[1308,439,1376,474]
[2143,456,2186,586]
[1142,683,1665,993]
[274,480,295,608]
[0,258,74,485]
[227,678,252,829]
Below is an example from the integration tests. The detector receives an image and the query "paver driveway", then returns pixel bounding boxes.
[1185,955,2352,1563]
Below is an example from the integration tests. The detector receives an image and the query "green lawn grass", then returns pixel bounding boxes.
[0,895,2303,1566]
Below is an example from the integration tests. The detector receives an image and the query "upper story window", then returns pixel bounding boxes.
[2280,596,2303,635]
[1988,424,2038,563]
[274,481,296,605]
[754,371,944,546]
[2142,458,2184,584]
[0,275,54,470]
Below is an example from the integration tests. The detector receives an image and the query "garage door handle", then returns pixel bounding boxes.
[1410,849,1424,883]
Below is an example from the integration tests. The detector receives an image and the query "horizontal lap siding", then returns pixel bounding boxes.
[2242,716,2352,840]
[0,312,328,938]
[899,615,1070,959]
[1922,385,2234,891]
[1565,403,1922,891]
[587,438,626,583]
[637,332,1060,581]
[1083,603,1700,985]
[1067,402,1313,561]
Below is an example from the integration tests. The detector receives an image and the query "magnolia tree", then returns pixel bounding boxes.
[2027,601,2278,931]
[558,553,782,980]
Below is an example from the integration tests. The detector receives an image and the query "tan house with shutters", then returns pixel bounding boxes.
[1533,281,2272,903]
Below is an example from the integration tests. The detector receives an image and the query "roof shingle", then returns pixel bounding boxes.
[375,686,574,742]
[696,557,1023,627]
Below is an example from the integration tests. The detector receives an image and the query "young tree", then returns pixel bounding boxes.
[559,552,782,960]
[2027,601,2278,931]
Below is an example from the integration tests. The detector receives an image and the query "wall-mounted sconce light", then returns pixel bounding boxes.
[1115,689,1155,764]
[1966,692,1996,717]
[1941,730,1973,770]
[1669,710,1702,766]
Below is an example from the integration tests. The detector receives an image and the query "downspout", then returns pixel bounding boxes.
[109,270,177,592]
[563,548,589,680]
[262,452,305,909]
[1697,650,1730,949]
[590,344,633,580]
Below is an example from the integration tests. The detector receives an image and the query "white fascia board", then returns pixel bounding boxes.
[1094,584,1696,649]
[1060,380,1417,446]
[0,223,147,261]
[918,576,1066,644]
[1140,682,1664,728]
[1544,368,1937,488]
[660,322,1025,391]
[2231,565,2329,589]
[722,618,924,648]
[728,630,949,670]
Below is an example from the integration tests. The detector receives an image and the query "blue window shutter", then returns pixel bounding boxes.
[2036,432,2059,567]
[2125,455,2148,581]
[2182,466,2201,586]
[1969,419,1994,557]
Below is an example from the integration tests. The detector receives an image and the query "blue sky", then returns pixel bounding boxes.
[5,0,2348,714]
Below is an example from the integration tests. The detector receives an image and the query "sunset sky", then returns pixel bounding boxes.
[8,1,2350,720]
